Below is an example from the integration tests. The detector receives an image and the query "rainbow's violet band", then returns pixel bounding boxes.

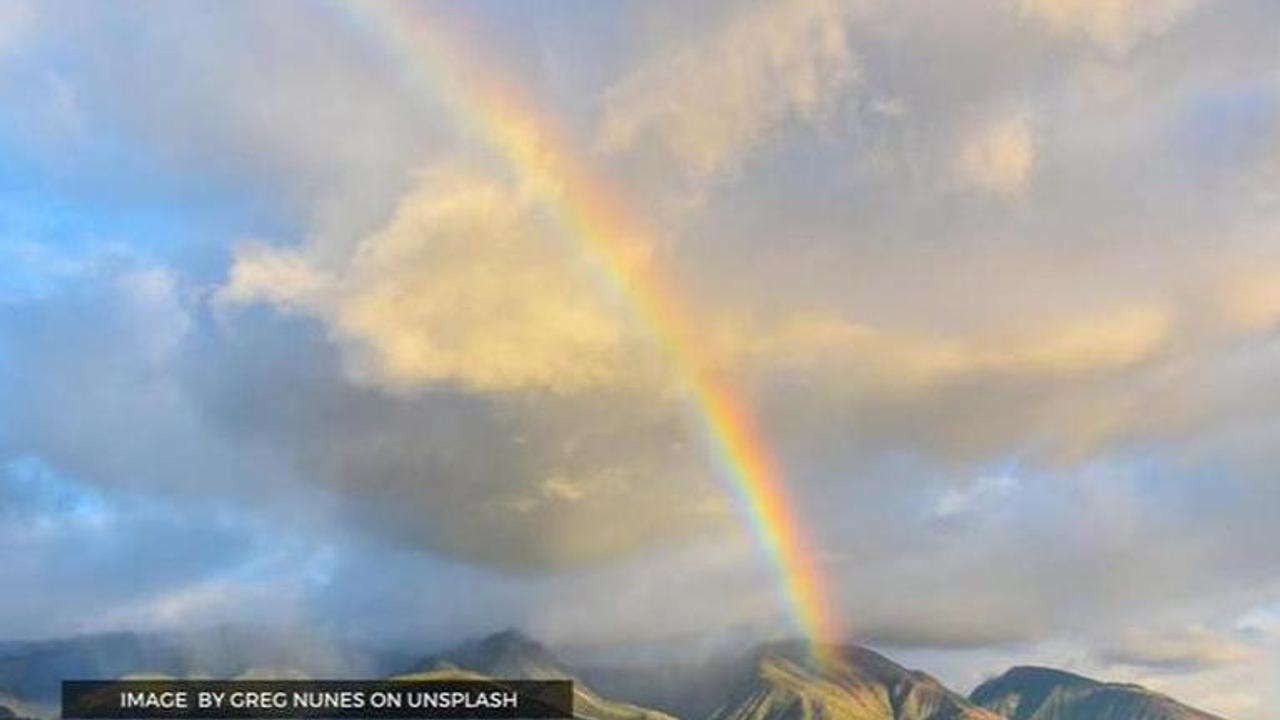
[335,0,843,659]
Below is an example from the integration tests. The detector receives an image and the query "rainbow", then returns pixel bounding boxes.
[335,1,842,657]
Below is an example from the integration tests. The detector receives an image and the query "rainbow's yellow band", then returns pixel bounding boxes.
[336,0,843,658]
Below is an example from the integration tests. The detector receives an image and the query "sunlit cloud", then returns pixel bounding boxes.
[957,110,1037,196]
[1021,0,1201,52]
[221,165,649,394]
[599,0,860,182]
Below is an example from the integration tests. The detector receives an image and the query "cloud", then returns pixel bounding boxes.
[1218,270,1280,331]
[734,304,1170,390]
[212,175,735,568]
[958,110,1037,196]
[1021,0,1201,52]
[2,245,725,575]
[0,2,436,240]
[221,165,649,394]
[0,455,265,640]
[1100,626,1262,672]
[218,244,330,311]
[599,0,859,182]
[932,473,1020,521]
[189,306,730,569]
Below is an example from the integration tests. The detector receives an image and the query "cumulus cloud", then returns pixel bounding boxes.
[599,0,859,181]
[1,242,723,574]
[211,165,739,567]
[190,309,730,569]
[221,165,652,394]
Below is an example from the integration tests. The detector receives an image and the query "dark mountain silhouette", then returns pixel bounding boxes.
[969,666,1226,720]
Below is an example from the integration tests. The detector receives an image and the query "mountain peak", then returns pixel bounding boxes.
[467,629,552,659]
[980,665,1098,690]
[708,640,1001,720]
[971,665,1226,720]
[755,641,954,691]
[480,628,539,646]
[426,629,572,681]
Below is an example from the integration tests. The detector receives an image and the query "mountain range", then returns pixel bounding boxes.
[0,629,1229,720]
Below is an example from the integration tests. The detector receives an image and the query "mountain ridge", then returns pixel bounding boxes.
[0,629,1235,720]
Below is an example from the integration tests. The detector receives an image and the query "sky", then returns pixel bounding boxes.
[0,0,1278,716]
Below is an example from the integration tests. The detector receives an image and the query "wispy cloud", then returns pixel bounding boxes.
[1021,0,1202,52]
[599,0,860,183]
[1100,626,1262,672]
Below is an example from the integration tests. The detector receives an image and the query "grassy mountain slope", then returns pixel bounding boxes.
[708,642,1002,720]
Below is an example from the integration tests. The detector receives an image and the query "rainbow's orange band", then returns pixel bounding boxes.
[337,0,842,657]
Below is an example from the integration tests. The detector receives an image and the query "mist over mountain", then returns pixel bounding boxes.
[0,632,186,707]
[0,691,39,720]
[0,629,1235,720]
[422,630,578,680]
[0,627,382,708]
[403,630,674,720]
[577,650,751,720]
[969,666,1227,720]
